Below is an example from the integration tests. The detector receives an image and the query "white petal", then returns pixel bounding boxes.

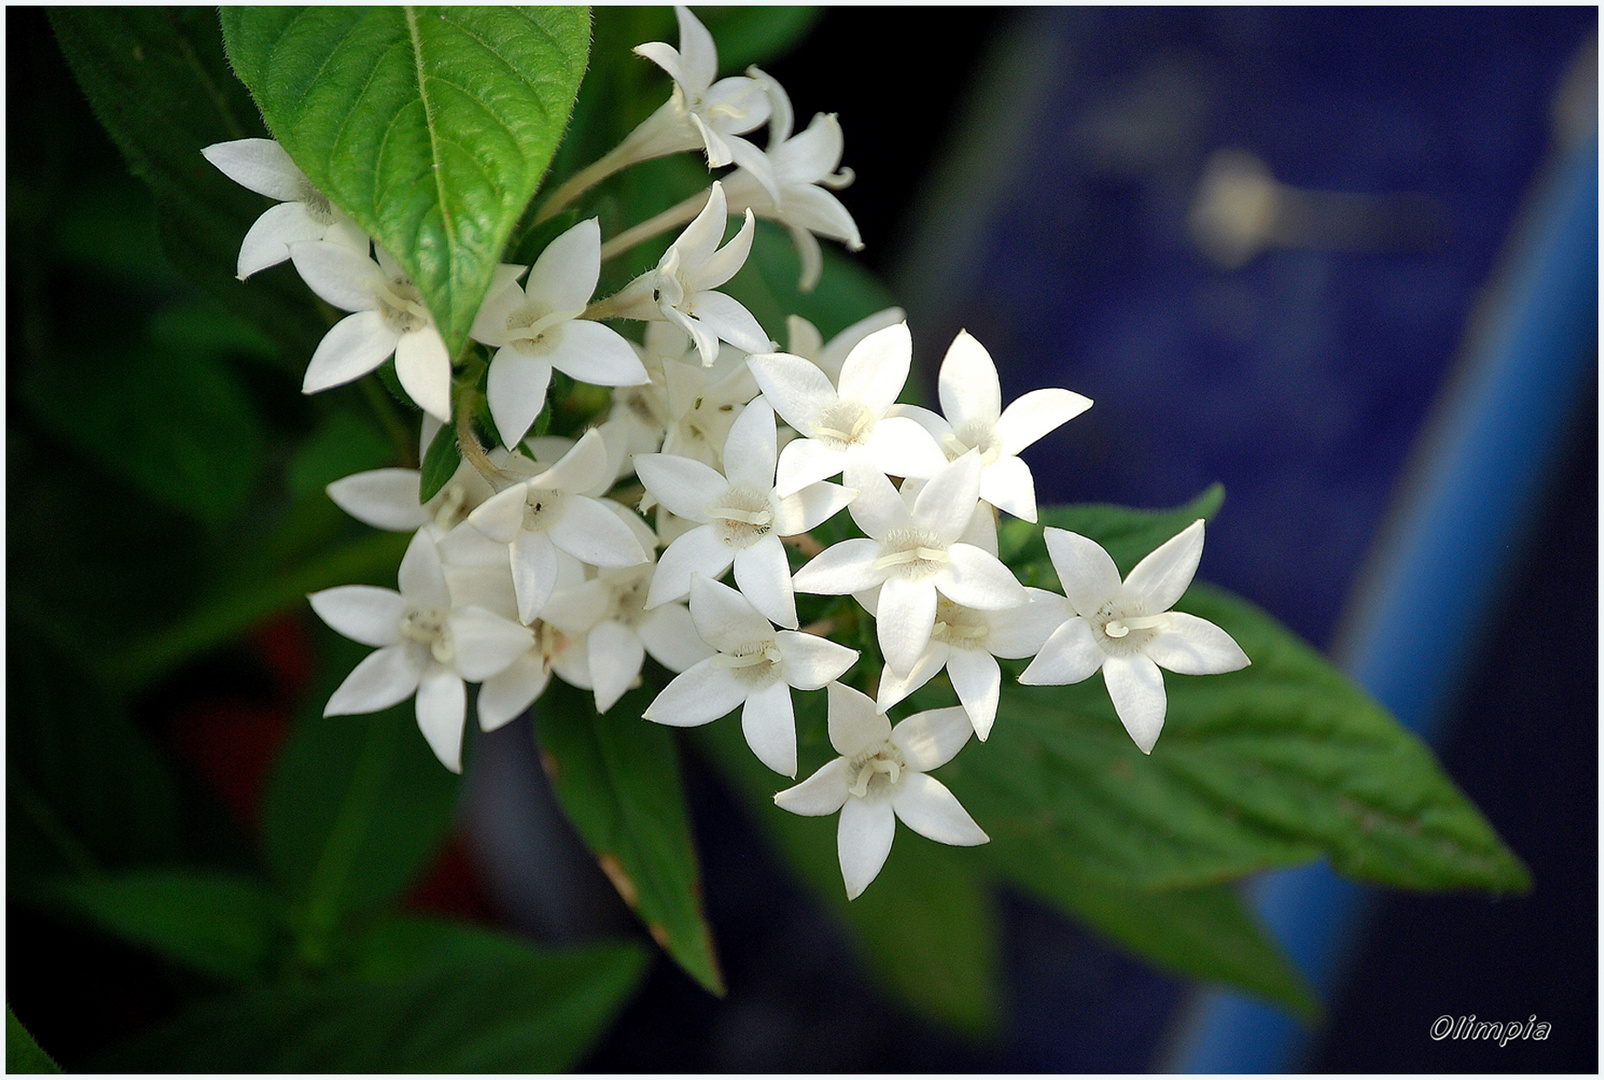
[891,773,988,846]
[642,657,750,727]
[415,667,467,773]
[775,481,856,536]
[548,320,650,388]
[775,630,858,690]
[773,756,852,816]
[469,265,531,346]
[986,588,1076,659]
[672,3,717,92]
[741,679,797,776]
[476,653,549,732]
[201,138,306,201]
[792,537,881,595]
[289,240,380,313]
[1124,520,1205,614]
[890,706,973,771]
[877,576,937,674]
[945,648,1001,740]
[860,416,947,480]
[978,454,1038,522]
[486,351,553,447]
[634,453,725,522]
[326,469,428,531]
[937,331,1002,430]
[510,529,560,623]
[447,607,533,681]
[843,463,909,540]
[1019,618,1105,686]
[686,574,773,654]
[874,644,944,712]
[911,452,984,543]
[537,427,614,495]
[588,620,645,713]
[673,179,729,269]
[936,544,1027,610]
[1103,653,1168,754]
[237,201,324,278]
[650,526,736,611]
[395,327,453,423]
[308,585,404,647]
[836,322,911,416]
[838,797,896,900]
[818,307,907,379]
[525,217,601,312]
[689,289,769,355]
[637,601,716,672]
[1044,528,1123,616]
[773,437,848,496]
[747,352,837,433]
[997,387,1093,458]
[788,224,824,294]
[694,208,757,292]
[549,496,649,568]
[324,644,422,716]
[302,311,397,394]
[826,681,890,756]
[397,528,452,609]
[1141,612,1250,675]
[721,398,778,490]
[633,39,688,90]
[734,537,798,629]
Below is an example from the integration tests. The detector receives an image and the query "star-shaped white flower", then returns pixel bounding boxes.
[871,590,1070,741]
[748,321,947,497]
[784,307,905,387]
[465,429,649,623]
[774,682,987,899]
[718,74,861,293]
[659,335,762,471]
[604,182,772,367]
[201,138,367,279]
[471,219,649,447]
[793,451,1027,674]
[309,529,532,773]
[636,398,853,628]
[644,576,858,777]
[290,240,453,422]
[1020,520,1250,753]
[893,331,1092,522]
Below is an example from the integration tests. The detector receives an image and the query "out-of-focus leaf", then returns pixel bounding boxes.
[286,411,397,502]
[94,927,649,1072]
[221,7,592,357]
[7,1008,60,1074]
[36,870,280,985]
[537,680,724,994]
[47,7,326,368]
[698,7,822,71]
[418,420,463,505]
[697,697,1002,1036]
[259,632,461,965]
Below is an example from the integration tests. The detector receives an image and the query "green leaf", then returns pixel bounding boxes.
[1017,870,1320,1020]
[48,7,327,368]
[7,1008,60,1074]
[697,698,1003,1036]
[35,870,280,985]
[95,926,649,1072]
[537,680,724,994]
[999,482,1225,573]
[221,7,592,357]
[418,418,464,504]
[259,633,461,966]
[286,411,398,502]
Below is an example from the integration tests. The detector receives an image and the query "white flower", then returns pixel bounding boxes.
[784,307,905,387]
[605,182,772,366]
[475,556,610,730]
[290,241,453,422]
[471,219,649,447]
[325,418,497,537]
[636,399,853,628]
[659,336,762,471]
[309,529,532,773]
[1020,520,1250,754]
[792,451,1026,674]
[644,576,858,777]
[747,321,947,496]
[872,590,1070,741]
[720,74,861,293]
[465,429,649,623]
[773,682,987,899]
[893,331,1092,523]
[201,138,367,279]
[631,6,775,187]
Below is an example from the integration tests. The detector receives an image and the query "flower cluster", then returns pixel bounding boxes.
[205,6,1248,900]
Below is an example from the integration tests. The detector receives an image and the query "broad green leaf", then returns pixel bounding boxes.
[418,419,464,504]
[999,483,1225,574]
[1014,869,1319,1020]
[7,1008,60,1074]
[48,7,327,369]
[221,7,592,357]
[698,713,1003,1035]
[94,928,649,1072]
[537,680,724,994]
[259,632,461,966]
[943,585,1529,894]
[36,870,280,985]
